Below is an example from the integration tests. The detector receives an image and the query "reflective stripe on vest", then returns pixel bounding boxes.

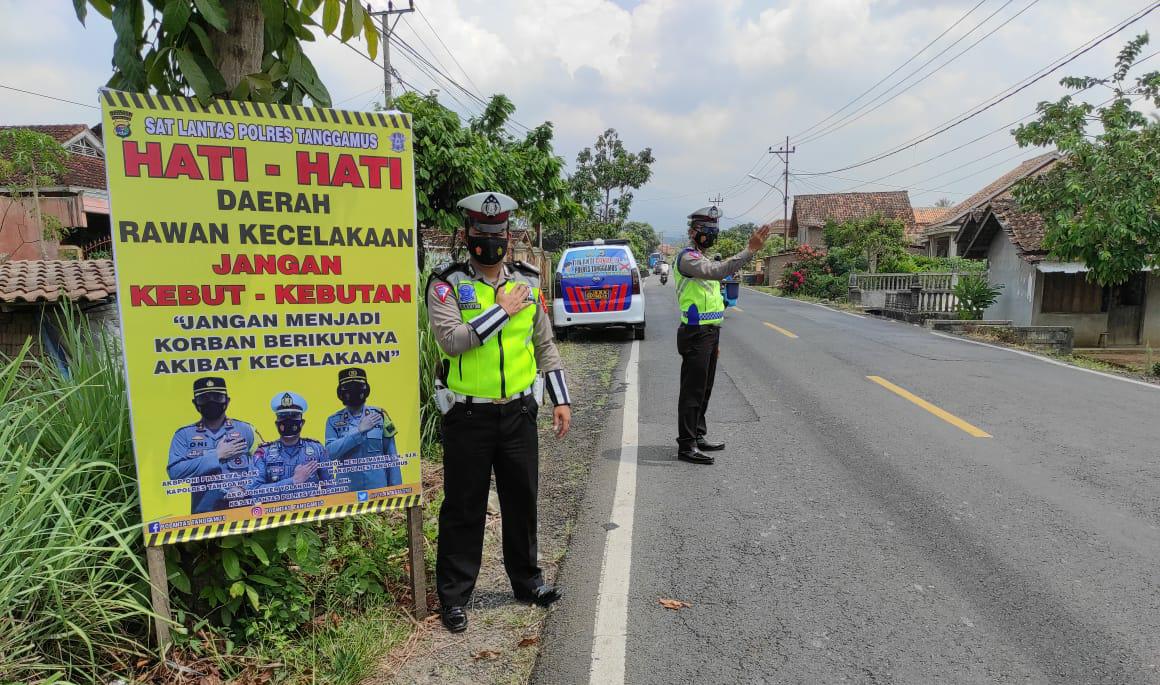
[673,248,726,326]
[440,269,539,399]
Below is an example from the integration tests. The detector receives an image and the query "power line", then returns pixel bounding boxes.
[414,5,483,94]
[0,83,99,110]
[797,0,1037,146]
[826,47,1159,191]
[828,2,1160,165]
[790,0,989,142]
[795,2,1160,177]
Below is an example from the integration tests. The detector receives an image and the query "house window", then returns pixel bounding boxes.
[1040,273,1106,313]
[66,138,103,158]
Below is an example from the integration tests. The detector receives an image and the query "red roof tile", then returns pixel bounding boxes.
[0,124,89,143]
[791,190,919,240]
[0,259,116,303]
[0,125,107,190]
[913,206,951,228]
[936,152,1060,228]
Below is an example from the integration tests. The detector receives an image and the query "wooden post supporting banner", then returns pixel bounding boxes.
[406,504,428,618]
[145,545,173,649]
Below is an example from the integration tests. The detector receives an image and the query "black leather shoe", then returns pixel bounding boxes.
[696,437,725,451]
[515,584,562,607]
[441,606,468,633]
[677,447,714,464]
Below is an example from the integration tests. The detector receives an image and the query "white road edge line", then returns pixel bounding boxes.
[929,330,1160,391]
[588,340,641,685]
[742,286,866,318]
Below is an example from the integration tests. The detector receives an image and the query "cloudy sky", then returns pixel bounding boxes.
[2,0,1157,242]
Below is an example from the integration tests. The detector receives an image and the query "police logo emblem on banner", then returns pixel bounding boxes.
[391,132,406,152]
[110,110,133,138]
[458,284,476,302]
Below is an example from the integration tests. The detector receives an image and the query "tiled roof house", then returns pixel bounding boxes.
[789,191,919,247]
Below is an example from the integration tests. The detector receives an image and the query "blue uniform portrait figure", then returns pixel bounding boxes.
[166,377,256,514]
[325,367,402,492]
[247,391,333,503]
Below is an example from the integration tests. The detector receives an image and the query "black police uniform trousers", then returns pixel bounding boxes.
[676,323,720,449]
[437,395,543,607]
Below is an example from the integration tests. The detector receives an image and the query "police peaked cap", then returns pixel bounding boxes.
[193,376,228,398]
[688,205,721,229]
[338,367,369,387]
[457,191,519,233]
[271,391,308,414]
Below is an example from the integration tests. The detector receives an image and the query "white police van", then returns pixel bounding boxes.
[552,239,645,340]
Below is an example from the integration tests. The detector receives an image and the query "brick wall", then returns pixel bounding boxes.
[0,308,41,358]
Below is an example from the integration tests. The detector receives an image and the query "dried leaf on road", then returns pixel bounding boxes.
[659,598,691,610]
[472,649,502,661]
[518,636,540,648]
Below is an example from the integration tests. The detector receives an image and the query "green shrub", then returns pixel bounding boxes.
[0,308,152,683]
[954,275,1004,319]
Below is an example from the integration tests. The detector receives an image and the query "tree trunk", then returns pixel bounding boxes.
[30,160,47,259]
[213,0,264,93]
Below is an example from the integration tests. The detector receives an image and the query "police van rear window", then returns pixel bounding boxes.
[560,248,632,276]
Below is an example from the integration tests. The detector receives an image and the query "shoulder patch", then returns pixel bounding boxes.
[433,282,453,303]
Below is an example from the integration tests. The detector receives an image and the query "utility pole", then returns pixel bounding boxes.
[708,194,724,209]
[769,136,795,248]
[370,1,415,109]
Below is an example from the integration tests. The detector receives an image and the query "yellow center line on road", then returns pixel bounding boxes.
[763,321,798,339]
[866,375,992,438]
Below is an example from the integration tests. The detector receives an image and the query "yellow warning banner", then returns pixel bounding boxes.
[101,90,421,546]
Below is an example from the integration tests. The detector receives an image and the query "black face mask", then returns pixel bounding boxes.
[338,387,369,407]
[276,418,304,438]
[195,399,227,422]
[467,235,507,265]
[695,231,718,249]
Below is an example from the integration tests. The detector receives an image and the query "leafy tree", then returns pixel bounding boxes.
[1012,33,1160,286]
[822,213,907,273]
[570,128,655,225]
[620,221,660,255]
[73,0,378,105]
[0,129,68,260]
[934,197,954,208]
[393,91,578,233]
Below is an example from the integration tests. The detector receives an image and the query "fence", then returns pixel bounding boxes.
[851,271,983,322]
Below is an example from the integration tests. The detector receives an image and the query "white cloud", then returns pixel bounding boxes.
[0,0,1155,229]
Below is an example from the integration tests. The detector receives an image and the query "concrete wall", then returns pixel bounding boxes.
[0,196,86,260]
[0,308,41,358]
[762,251,797,286]
[1032,312,1106,347]
[983,230,1036,324]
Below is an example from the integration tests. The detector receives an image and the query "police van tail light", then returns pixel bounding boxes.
[631,267,641,295]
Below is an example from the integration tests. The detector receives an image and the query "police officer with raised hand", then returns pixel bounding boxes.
[325,367,402,492]
[167,377,256,514]
[426,191,572,634]
[247,392,333,502]
[673,208,771,465]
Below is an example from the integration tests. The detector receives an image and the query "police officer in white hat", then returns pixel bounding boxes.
[246,392,333,503]
[425,191,572,633]
[672,207,770,464]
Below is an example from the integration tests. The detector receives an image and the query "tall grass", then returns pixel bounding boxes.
[417,268,443,460]
[0,308,152,683]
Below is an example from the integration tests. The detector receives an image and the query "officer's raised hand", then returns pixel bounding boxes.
[292,461,318,484]
[358,411,383,433]
[496,283,532,315]
[748,224,774,252]
[216,435,246,462]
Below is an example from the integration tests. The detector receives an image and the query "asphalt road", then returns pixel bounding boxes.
[533,276,1160,685]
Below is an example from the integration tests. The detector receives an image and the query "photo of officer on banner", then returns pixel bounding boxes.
[325,367,403,492]
[166,377,256,515]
